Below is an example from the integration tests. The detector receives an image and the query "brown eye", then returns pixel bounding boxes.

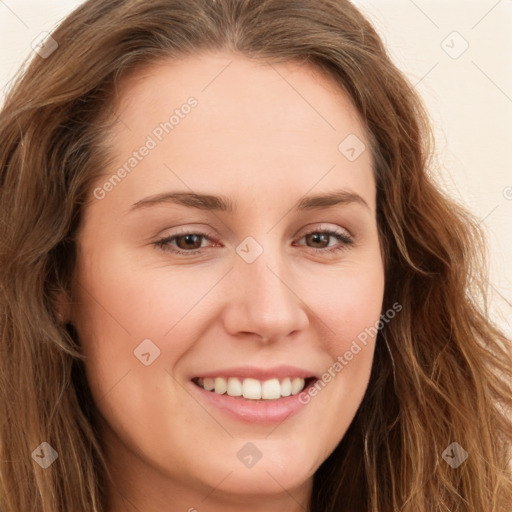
[154,231,218,255]
[154,228,354,257]
[295,229,354,254]
[305,232,331,249]
[173,234,204,251]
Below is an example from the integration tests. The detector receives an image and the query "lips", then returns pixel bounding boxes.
[193,365,317,381]
[188,372,318,424]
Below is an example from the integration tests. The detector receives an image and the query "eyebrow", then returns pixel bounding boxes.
[130,189,370,212]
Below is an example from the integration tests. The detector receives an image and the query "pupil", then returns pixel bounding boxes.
[310,233,327,247]
[179,234,200,249]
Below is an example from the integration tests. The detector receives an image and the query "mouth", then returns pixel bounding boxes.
[191,376,317,401]
[188,366,320,423]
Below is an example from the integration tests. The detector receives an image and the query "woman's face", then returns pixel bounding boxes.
[69,52,385,510]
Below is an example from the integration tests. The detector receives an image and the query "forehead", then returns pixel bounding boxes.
[113,52,364,136]
[100,52,375,212]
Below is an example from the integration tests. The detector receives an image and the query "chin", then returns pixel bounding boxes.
[198,438,317,496]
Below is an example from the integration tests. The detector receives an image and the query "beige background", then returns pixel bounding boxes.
[1,0,511,335]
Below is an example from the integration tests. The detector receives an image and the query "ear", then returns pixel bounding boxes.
[52,290,73,324]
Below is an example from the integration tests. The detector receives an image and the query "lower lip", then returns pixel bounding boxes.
[189,379,316,424]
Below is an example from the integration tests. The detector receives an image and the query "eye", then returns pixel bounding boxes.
[154,230,219,255]
[153,227,354,256]
[293,228,354,254]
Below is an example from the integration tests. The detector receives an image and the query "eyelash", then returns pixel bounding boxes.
[153,228,354,256]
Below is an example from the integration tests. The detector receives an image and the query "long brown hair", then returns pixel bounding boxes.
[0,1,510,510]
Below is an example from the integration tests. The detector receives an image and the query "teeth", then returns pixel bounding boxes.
[291,377,305,395]
[243,378,261,399]
[280,377,292,397]
[203,377,215,391]
[197,376,307,400]
[261,378,281,399]
[214,377,227,394]
[227,377,242,397]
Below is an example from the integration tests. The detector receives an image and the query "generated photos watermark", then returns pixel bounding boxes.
[298,301,402,404]
[93,96,199,200]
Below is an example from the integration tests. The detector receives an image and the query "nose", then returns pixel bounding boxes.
[222,248,309,343]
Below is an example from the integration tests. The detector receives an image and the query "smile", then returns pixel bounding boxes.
[189,373,319,424]
[193,376,311,400]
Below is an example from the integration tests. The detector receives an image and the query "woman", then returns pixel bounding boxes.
[0,0,510,511]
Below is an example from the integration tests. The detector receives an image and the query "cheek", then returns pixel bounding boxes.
[298,272,384,452]
[71,244,229,425]
[314,276,383,388]
[315,255,385,355]
[302,253,384,415]
[74,243,207,343]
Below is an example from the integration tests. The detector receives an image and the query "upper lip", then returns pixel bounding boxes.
[192,365,318,381]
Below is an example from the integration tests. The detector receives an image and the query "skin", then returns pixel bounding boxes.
[61,52,385,511]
